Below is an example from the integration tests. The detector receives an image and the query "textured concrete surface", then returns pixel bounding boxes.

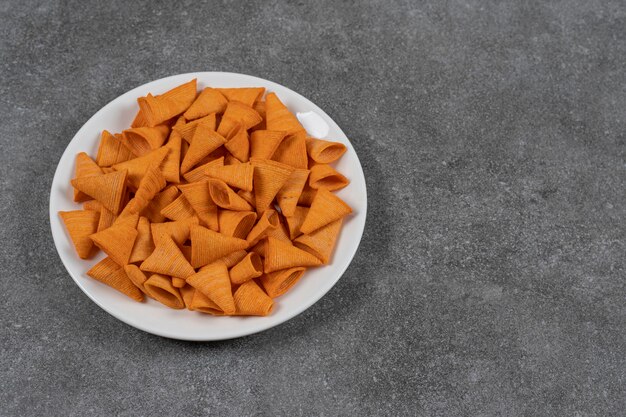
[1,0,625,415]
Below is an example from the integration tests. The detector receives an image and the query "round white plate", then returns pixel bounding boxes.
[49,72,367,341]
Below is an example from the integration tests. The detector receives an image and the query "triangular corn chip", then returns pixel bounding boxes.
[186,261,235,315]
[190,289,224,315]
[284,206,309,240]
[184,88,228,120]
[137,79,197,127]
[189,224,248,268]
[173,113,217,144]
[71,169,127,214]
[224,123,249,162]
[179,180,219,231]
[251,158,294,213]
[180,124,226,173]
[265,92,305,135]
[96,130,133,167]
[297,185,317,207]
[129,216,155,263]
[123,264,149,293]
[294,218,343,264]
[272,132,308,169]
[205,163,253,191]
[224,153,242,165]
[73,152,104,202]
[218,210,257,239]
[143,274,185,309]
[112,146,169,189]
[151,216,199,246]
[160,194,196,221]
[131,109,147,128]
[263,237,322,273]
[171,277,186,288]
[87,257,143,301]
[306,137,347,164]
[276,168,309,217]
[141,185,179,223]
[140,234,195,278]
[182,155,224,183]
[308,163,349,191]
[216,87,265,107]
[59,210,100,259]
[217,101,262,136]
[229,252,263,284]
[207,178,253,211]
[249,130,286,160]
[121,124,169,156]
[246,209,279,246]
[233,280,273,316]
[90,222,138,266]
[260,267,306,298]
[300,188,352,234]
[113,211,139,229]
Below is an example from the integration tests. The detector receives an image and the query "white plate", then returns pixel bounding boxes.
[49,72,367,341]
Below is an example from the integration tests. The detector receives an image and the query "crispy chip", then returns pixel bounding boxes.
[272,132,308,169]
[205,163,254,191]
[137,79,197,127]
[182,155,224,183]
[219,250,248,268]
[140,234,195,278]
[90,222,138,266]
[305,137,347,164]
[179,284,196,310]
[265,92,305,136]
[216,87,265,107]
[263,237,322,273]
[121,124,169,157]
[218,210,257,239]
[189,224,248,268]
[190,289,224,315]
[180,124,227,173]
[300,188,352,234]
[237,189,256,207]
[297,185,317,207]
[184,87,228,120]
[229,252,263,284]
[96,130,133,167]
[294,218,343,264]
[259,267,306,298]
[123,264,149,293]
[178,180,219,231]
[308,164,349,191]
[249,130,286,160]
[127,164,167,214]
[207,178,253,211]
[73,152,104,202]
[250,158,294,213]
[87,257,144,302]
[71,169,127,215]
[160,194,196,221]
[233,280,273,316]
[186,261,235,315]
[276,168,309,217]
[143,274,185,309]
[160,118,184,183]
[59,210,99,259]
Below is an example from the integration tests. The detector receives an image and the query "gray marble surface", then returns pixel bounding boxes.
[1,0,625,416]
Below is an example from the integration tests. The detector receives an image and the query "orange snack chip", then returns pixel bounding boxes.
[121,124,169,157]
[305,137,347,164]
[186,261,235,315]
[217,87,265,107]
[179,181,219,231]
[208,178,253,211]
[218,210,257,239]
[87,257,144,302]
[141,234,195,278]
[246,209,279,246]
[180,124,226,173]
[137,79,197,127]
[59,210,100,259]
[184,87,228,120]
[229,252,263,284]
[189,224,248,268]
[249,130,286,160]
[143,274,185,309]
[233,280,273,316]
[73,152,104,202]
[260,267,306,298]
[276,168,309,217]
[308,164,349,191]
[205,163,254,191]
[71,169,127,214]
[263,237,322,273]
[217,101,262,137]
[251,158,294,213]
[300,188,352,234]
[224,124,250,162]
[96,130,133,167]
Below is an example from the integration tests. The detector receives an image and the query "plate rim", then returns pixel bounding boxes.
[49,71,367,341]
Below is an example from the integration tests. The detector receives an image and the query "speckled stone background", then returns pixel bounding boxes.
[1,0,625,416]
